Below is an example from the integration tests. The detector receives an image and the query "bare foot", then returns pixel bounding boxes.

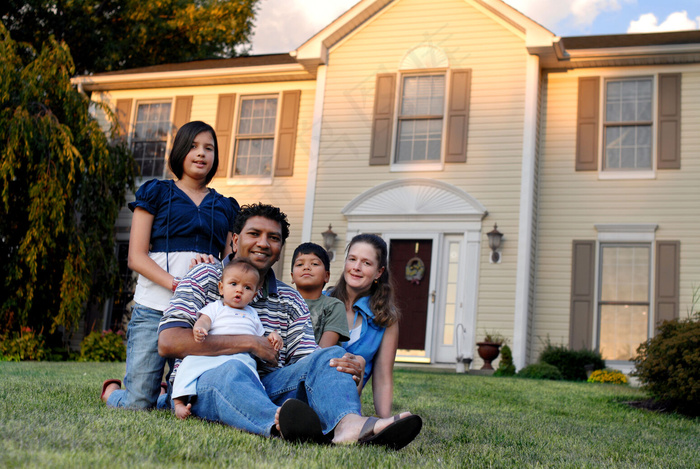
[174,402,192,420]
[101,382,120,403]
[332,412,412,444]
[274,405,282,434]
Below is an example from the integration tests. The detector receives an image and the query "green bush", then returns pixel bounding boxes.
[494,344,516,377]
[79,330,126,362]
[0,327,47,361]
[633,314,700,415]
[539,344,604,381]
[517,363,563,380]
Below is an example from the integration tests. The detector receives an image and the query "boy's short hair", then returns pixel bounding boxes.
[222,257,262,285]
[291,242,331,272]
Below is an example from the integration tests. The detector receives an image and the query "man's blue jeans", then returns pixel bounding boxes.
[107,303,172,409]
[191,346,361,436]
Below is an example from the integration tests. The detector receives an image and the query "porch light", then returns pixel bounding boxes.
[321,224,338,261]
[487,223,503,264]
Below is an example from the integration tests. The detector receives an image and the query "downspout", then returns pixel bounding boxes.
[512,53,540,370]
[301,64,328,242]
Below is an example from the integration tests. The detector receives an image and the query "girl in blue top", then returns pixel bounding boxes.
[101,121,238,410]
[329,234,400,418]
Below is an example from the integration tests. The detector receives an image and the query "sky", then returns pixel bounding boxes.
[249,0,700,54]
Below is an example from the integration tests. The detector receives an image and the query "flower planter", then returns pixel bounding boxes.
[476,342,502,370]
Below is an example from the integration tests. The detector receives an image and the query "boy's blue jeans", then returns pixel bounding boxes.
[107,303,172,409]
[191,346,362,436]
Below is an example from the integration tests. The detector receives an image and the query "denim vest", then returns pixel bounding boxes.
[341,296,386,386]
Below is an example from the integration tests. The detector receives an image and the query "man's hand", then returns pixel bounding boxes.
[329,353,366,390]
[252,335,279,366]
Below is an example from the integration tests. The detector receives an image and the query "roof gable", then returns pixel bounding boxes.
[293,0,555,65]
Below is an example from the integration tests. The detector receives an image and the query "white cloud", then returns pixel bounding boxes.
[504,0,573,29]
[627,11,699,33]
[504,0,633,32]
[250,0,360,54]
[570,0,624,27]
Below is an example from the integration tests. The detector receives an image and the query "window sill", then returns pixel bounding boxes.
[390,162,444,172]
[598,170,655,180]
[226,176,273,186]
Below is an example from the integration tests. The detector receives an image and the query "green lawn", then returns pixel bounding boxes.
[1,362,698,468]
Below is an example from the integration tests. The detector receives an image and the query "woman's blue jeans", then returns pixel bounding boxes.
[191,346,362,436]
[107,303,172,409]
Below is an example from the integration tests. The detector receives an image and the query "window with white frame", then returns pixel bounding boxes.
[233,96,278,177]
[598,244,650,361]
[603,78,653,171]
[131,102,172,178]
[396,74,445,164]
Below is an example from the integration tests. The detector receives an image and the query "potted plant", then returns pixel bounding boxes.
[477,331,506,370]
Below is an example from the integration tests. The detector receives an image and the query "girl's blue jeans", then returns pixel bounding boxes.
[107,303,173,409]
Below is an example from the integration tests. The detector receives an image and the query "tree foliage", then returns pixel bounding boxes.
[1,0,260,75]
[0,23,134,336]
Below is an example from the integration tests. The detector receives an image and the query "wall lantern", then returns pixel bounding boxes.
[321,224,338,261]
[487,223,503,264]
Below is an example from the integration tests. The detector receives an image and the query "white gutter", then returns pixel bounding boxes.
[301,64,328,242]
[70,63,306,87]
[512,53,540,370]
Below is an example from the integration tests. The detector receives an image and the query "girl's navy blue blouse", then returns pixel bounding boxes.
[128,179,239,259]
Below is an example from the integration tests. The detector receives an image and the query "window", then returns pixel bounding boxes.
[396,74,445,163]
[233,96,278,177]
[603,78,653,171]
[598,244,650,361]
[131,102,172,178]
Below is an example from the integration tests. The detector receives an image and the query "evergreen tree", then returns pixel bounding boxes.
[1,0,260,74]
[0,23,134,337]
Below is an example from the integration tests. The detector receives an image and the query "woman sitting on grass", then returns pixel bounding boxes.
[329,233,400,418]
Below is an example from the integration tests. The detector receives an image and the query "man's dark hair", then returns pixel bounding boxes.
[168,121,219,184]
[232,203,290,244]
[291,243,331,272]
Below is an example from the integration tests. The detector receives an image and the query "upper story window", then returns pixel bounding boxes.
[603,78,652,171]
[575,73,680,176]
[131,101,172,178]
[396,74,445,164]
[233,96,278,177]
[369,46,471,170]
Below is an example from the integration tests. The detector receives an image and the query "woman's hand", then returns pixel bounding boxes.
[330,353,366,388]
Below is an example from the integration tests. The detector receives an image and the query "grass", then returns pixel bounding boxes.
[0,363,698,468]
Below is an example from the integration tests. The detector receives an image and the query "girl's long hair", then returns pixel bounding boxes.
[330,234,399,328]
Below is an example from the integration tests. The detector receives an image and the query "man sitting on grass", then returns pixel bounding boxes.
[156,203,422,449]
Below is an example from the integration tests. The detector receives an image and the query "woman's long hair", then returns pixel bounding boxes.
[330,233,399,328]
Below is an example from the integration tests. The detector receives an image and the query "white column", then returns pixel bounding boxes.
[301,65,327,242]
[512,54,540,370]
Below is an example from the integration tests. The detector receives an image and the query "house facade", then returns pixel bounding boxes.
[73,0,700,371]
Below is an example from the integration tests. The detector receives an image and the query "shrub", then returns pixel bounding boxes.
[494,344,516,377]
[0,327,47,361]
[588,369,628,385]
[517,363,563,380]
[539,343,604,381]
[79,330,126,362]
[633,314,700,415]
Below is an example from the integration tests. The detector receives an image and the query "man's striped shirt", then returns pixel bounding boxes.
[158,262,319,377]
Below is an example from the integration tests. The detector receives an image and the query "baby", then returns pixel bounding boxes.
[172,257,282,419]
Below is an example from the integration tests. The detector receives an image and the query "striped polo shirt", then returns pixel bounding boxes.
[158,262,319,377]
